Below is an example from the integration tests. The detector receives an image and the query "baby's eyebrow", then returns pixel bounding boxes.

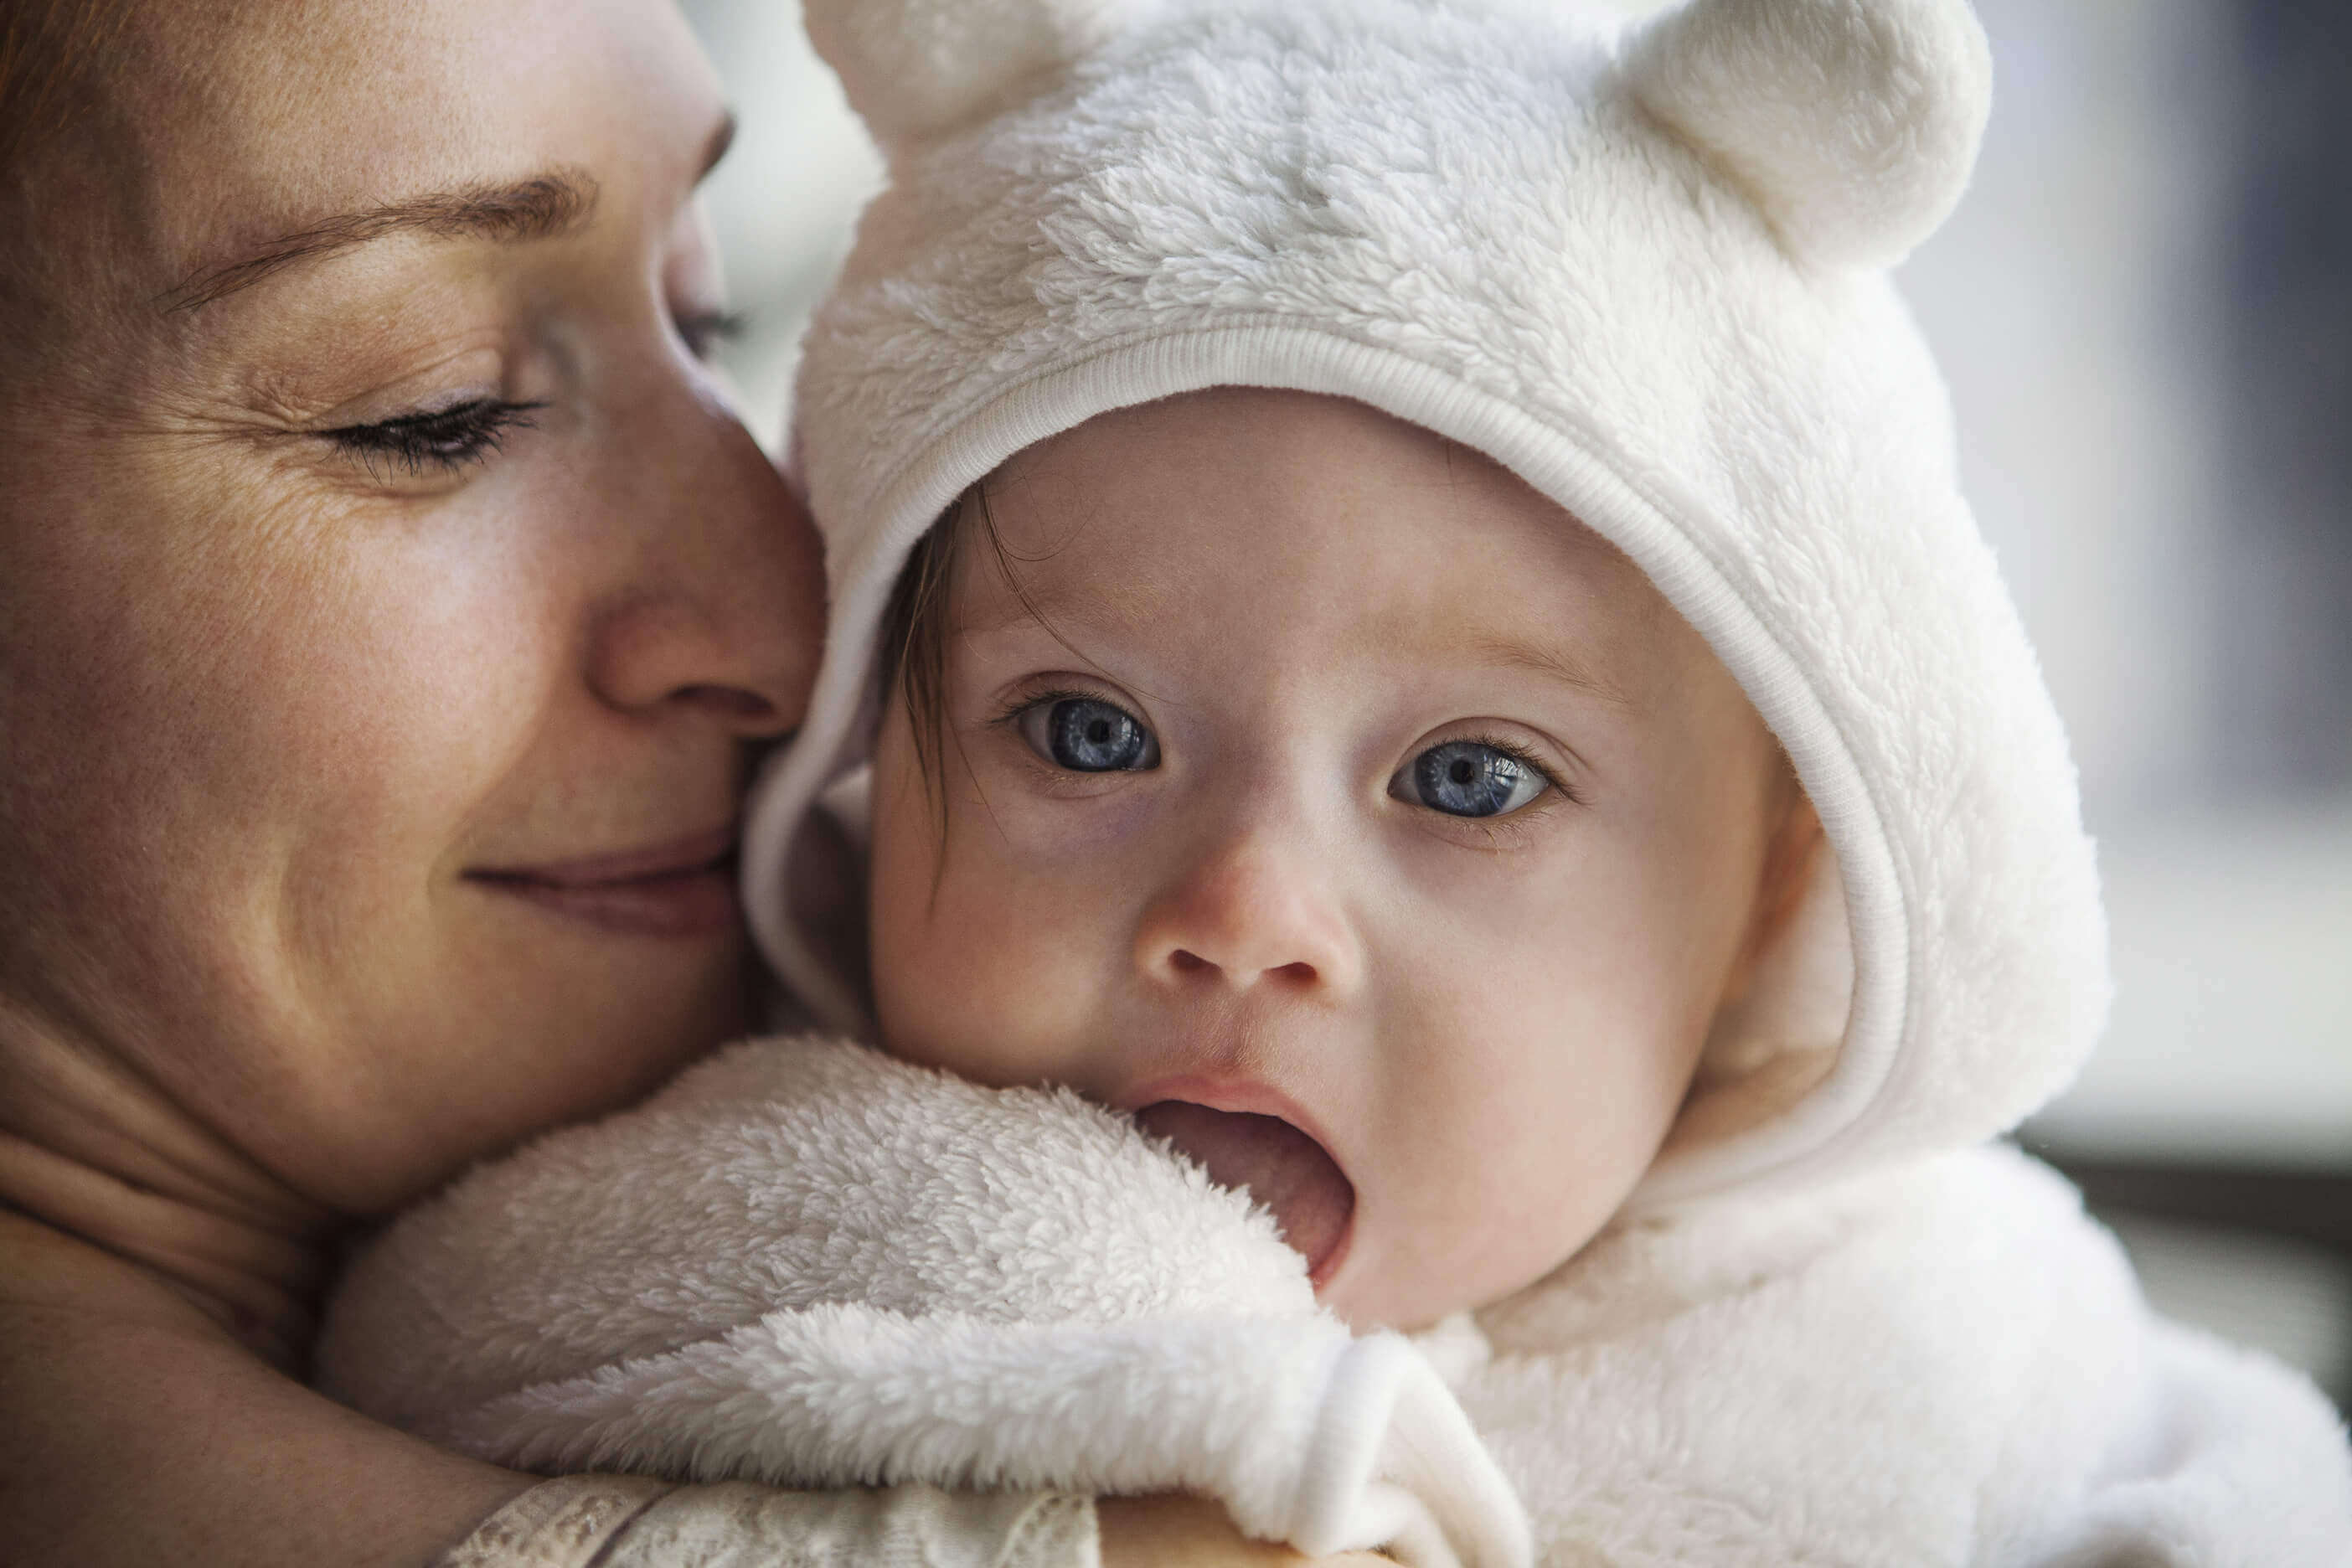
[1467,632,1636,710]
[957,569,1168,643]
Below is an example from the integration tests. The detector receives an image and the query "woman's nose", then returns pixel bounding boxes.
[585,380,824,736]
[1133,835,1364,998]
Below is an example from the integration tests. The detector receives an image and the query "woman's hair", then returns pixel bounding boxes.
[1,0,135,374]
[0,0,130,169]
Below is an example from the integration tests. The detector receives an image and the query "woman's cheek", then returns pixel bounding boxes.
[0,446,559,1160]
[176,473,575,978]
[275,544,551,943]
[187,483,542,843]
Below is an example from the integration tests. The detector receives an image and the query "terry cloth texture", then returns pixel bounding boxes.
[322,1039,1529,1568]
[323,1036,2352,1565]
[322,0,2352,1563]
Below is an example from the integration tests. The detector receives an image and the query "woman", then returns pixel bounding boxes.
[0,3,1362,1562]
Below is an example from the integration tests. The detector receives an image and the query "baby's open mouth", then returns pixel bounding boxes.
[1135,1101,1356,1282]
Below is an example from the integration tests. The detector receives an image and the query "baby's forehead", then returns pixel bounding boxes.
[959,390,1685,704]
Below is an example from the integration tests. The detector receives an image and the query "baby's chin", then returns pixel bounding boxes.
[1130,1096,1614,1330]
[1314,1202,1615,1333]
[1321,1265,1514,1335]
[1319,1256,1479,1334]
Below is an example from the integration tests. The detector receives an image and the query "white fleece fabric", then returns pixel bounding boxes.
[322,0,2352,1561]
[320,1034,2352,1565]
[322,1037,1529,1568]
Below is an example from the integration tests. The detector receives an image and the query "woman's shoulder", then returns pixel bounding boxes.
[0,1209,532,1568]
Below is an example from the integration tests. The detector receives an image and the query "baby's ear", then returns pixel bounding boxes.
[806,0,1158,147]
[1622,0,1992,271]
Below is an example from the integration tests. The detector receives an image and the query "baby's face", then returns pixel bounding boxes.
[869,389,1803,1329]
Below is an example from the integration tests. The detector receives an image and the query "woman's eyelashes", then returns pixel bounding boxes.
[675,307,746,363]
[1013,694,1161,772]
[1391,739,1554,818]
[319,305,736,484]
[322,398,546,482]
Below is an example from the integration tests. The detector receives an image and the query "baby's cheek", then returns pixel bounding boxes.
[869,827,1111,1088]
[1359,915,1700,1317]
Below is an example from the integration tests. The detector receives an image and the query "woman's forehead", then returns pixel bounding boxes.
[26,0,722,306]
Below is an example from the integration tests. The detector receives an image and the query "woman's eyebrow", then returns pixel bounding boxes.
[158,168,601,313]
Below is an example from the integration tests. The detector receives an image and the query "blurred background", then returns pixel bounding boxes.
[679,0,2351,1407]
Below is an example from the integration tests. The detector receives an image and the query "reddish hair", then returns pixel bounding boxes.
[0,1,132,168]
[0,0,137,383]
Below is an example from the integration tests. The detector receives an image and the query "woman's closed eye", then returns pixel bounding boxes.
[322,398,547,482]
[673,307,745,364]
[1014,695,1160,772]
[1391,739,1552,818]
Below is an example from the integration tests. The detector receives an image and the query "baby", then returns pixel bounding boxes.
[851,388,1814,1334]
[322,0,2352,1561]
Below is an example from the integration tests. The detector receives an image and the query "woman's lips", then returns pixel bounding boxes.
[1134,1100,1356,1284]
[465,824,741,938]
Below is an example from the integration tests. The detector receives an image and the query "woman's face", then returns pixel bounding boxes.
[0,0,822,1214]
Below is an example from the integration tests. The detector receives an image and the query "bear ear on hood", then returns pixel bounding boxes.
[1622,0,1993,271]
[806,0,1160,147]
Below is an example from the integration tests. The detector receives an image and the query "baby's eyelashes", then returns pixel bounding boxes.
[1014,694,1160,772]
[986,679,1570,829]
[1390,740,1552,818]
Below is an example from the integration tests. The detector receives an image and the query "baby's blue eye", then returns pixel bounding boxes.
[1023,697,1158,772]
[1395,740,1550,818]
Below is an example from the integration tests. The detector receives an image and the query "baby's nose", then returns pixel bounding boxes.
[1132,840,1364,997]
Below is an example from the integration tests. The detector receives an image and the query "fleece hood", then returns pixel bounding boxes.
[744,0,2110,1211]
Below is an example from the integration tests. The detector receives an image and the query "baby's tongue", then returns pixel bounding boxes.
[1135,1101,1354,1276]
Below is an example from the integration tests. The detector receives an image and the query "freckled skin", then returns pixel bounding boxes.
[869,389,1816,1331]
[0,0,830,1223]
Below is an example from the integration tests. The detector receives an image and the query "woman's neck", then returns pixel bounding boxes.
[0,997,333,1369]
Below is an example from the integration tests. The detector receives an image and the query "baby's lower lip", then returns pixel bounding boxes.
[1133,1101,1357,1282]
